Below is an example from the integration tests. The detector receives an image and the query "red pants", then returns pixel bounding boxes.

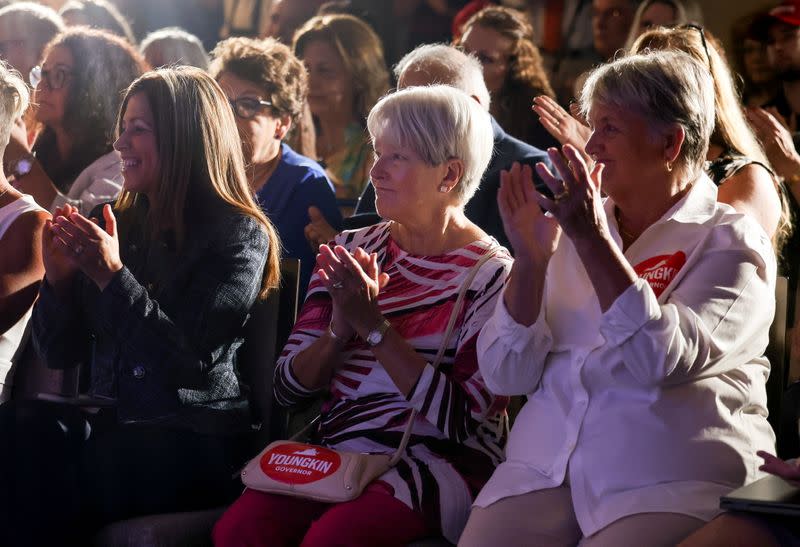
[213,482,430,547]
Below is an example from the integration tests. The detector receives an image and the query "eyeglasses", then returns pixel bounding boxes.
[681,24,712,70]
[228,97,273,120]
[29,65,73,90]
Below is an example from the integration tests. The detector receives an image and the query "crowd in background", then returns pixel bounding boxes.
[2,0,800,545]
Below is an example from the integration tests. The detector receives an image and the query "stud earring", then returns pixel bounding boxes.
[438,184,449,193]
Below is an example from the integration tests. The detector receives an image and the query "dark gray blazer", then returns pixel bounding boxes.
[32,208,270,434]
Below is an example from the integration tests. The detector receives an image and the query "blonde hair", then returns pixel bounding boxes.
[0,60,28,155]
[293,14,389,125]
[115,67,280,297]
[631,25,792,250]
[367,85,494,205]
[631,26,767,166]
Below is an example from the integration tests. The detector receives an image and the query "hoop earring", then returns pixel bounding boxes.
[666,161,673,173]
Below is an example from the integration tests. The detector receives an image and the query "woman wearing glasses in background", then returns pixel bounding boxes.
[3,27,146,215]
[454,5,558,151]
[211,36,342,294]
[535,25,787,247]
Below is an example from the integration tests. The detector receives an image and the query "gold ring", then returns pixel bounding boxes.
[332,281,344,289]
[553,189,569,202]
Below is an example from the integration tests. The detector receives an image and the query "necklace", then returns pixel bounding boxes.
[615,207,638,242]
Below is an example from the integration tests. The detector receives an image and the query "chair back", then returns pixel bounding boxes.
[237,258,301,448]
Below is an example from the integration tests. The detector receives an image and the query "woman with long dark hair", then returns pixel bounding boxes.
[5,27,145,215]
[0,67,281,546]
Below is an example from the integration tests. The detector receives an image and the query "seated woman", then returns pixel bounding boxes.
[4,27,146,215]
[535,25,785,245]
[0,61,48,402]
[293,13,390,208]
[214,85,512,547]
[211,36,342,294]
[455,5,558,150]
[0,67,280,545]
[462,51,776,546]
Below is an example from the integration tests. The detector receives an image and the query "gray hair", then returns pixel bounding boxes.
[367,84,494,205]
[580,50,713,180]
[140,27,209,70]
[0,2,64,60]
[0,60,28,154]
[394,43,491,109]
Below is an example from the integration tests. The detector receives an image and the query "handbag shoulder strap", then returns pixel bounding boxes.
[388,245,503,465]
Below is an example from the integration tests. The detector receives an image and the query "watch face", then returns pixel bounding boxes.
[15,158,32,176]
[366,330,381,346]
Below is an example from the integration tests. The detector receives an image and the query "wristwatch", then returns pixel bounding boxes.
[9,155,34,181]
[365,318,391,347]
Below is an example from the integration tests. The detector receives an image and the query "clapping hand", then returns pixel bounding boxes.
[316,244,389,337]
[42,204,81,290]
[498,162,561,263]
[47,203,123,291]
[534,145,608,244]
[533,95,592,162]
[747,107,800,180]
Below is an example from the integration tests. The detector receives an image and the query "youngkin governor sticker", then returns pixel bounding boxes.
[260,443,342,484]
[633,251,687,298]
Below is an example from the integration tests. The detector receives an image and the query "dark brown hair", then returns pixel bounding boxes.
[115,67,281,297]
[210,36,308,124]
[33,27,147,192]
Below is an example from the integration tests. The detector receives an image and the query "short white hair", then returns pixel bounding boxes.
[367,84,494,205]
[394,43,490,109]
[580,50,713,180]
[0,61,28,154]
[140,27,209,70]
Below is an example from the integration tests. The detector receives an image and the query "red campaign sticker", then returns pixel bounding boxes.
[633,251,686,298]
[260,443,341,485]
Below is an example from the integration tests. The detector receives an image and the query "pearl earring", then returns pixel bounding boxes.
[438,184,449,193]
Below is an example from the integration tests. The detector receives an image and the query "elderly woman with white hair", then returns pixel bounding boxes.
[214,85,512,547]
[461,50,776,546]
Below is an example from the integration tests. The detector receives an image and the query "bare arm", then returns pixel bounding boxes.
[716,163,781,238]
[0,209,49,334]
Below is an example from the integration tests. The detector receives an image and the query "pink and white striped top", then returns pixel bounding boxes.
[274,221,512,542]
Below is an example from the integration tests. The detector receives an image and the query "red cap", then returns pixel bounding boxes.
[769,0,800,27]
